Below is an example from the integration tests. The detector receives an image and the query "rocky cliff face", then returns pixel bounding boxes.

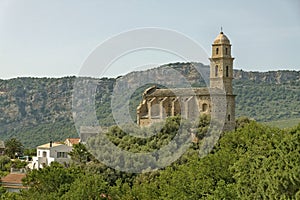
[234,69,300,84]
[0,63,299,147]
[0,77,73,129]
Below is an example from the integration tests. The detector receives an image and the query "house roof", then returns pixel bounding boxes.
[37,142,64,149]
[65,138,80,145]
[1,173,26,184]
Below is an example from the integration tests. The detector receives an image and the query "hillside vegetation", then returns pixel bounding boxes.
[264,118,300,129]
[0,63,299,148]
[1,118,299,199]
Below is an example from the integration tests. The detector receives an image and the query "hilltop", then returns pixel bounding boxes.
[0,63,299,148]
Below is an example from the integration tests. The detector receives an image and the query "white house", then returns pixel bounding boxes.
[30,141,73,169]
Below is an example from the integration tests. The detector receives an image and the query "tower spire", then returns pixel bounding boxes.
[220,26,223,34]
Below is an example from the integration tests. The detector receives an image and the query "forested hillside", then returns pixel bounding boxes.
[0,77,78,147]
[1,118,299,199]
[233,69,300,121]
[0,63,299,148]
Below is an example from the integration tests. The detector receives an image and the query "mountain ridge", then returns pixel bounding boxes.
[0,63,299,148]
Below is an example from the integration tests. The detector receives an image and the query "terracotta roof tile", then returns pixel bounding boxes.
[66,138,80,145]
[1,173,26,184]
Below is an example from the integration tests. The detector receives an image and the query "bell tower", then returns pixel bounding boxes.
[209,31,234,94]
[209,31,236,130]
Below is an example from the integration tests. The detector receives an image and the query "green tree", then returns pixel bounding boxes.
[235,116,252,129]
[62,173,108,200]
[4,138,24,159]
[23,148,36,157]
[0,156,11,171]
[68,143,94,164]
[0,191,21,200]
[196,114,211,139]
[228,122,300,199]
[10,159,27,169]
[22,162,81,195]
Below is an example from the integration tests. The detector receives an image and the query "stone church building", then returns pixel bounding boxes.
[137,31,236,130]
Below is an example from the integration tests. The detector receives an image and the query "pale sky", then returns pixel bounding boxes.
[0,0,299,79]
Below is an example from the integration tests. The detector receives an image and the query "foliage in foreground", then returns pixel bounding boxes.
[113,121,300,200]
[1,118,299,199]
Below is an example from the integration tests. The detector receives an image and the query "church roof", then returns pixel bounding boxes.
[144,87,225,97]
[213,32,230,44]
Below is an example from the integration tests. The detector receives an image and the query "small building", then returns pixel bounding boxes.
[80,126,103,143]
[64,138,80,147]
[1,171,27,192]
[30,141,73,169]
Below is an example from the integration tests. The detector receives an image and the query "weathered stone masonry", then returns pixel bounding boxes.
[137,32,236,131]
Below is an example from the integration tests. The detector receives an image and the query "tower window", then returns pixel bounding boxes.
[228,114,231,121]
[215,65,218,77]
[216,48,219,55]
[225,48,228,55]
[202,103,208,112]
[226,66,229,77]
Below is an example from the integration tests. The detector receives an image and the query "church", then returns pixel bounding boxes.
[136,31,236,131]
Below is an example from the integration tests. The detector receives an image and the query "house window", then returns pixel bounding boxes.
[215,65,218,77]
[225,48,228,55]
[42,151,47,157]
[57,152,68,158]
[228,114,231,121]
[216,48,219,55]
[226,66,229,77]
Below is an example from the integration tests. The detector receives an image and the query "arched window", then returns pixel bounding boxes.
[225,48,228,55]
[216,48,219,55]
[202,103,208,112]
[226,66,229,77]
[215,65,218,77]
[151,103,160,119]
[228,114,231,121]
